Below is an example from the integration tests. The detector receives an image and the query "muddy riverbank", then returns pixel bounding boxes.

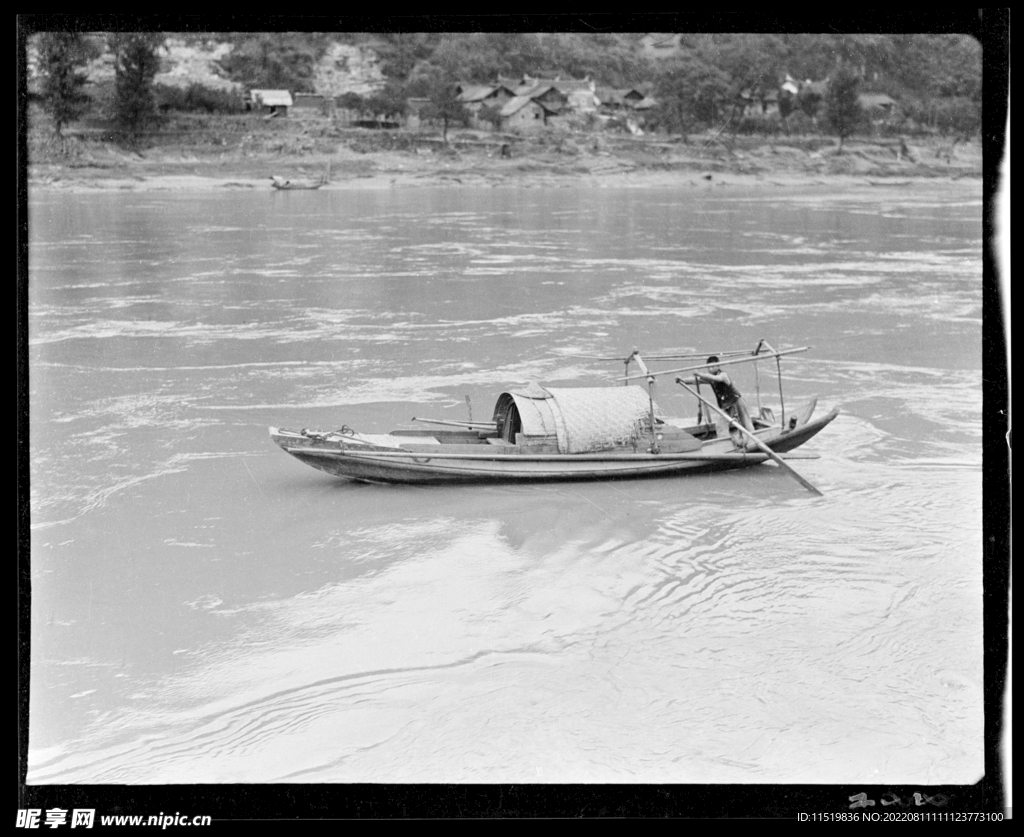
[27,111,981,193]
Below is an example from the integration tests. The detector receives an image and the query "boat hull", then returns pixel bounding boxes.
[270,403,839,485]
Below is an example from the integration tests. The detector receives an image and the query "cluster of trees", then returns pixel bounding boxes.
[108,34,165,146]
[34,32,164,147]
[32,31,983,151]
[648,33,981,140]
[215,33,333,93]
[153,82,245,115]
[338,78,471,141]
[35,32,96,141]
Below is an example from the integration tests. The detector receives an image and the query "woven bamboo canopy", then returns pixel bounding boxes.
[493,385,654,454]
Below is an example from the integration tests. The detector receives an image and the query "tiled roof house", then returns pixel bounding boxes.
[498,94,560,131]
[497,75,597,112]
[456,83,515,109]
[597,86,653,111]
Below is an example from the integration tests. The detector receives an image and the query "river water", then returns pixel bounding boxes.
[26,181,985,785]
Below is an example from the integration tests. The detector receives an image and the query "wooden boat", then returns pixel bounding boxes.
[270,175,324,190]
[270,165,330,190]
[270,344,839,493]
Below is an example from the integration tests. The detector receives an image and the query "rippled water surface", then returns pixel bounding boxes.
[27,183,984,784]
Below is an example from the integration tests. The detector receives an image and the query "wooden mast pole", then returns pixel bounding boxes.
[759,340,785,428]
[753,339,765,417]
[629,351,660,454]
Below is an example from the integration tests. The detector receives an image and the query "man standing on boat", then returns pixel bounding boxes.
[677,356,756,440]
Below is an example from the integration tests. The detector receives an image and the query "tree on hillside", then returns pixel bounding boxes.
[395,32,652,92]
[374,33,438,81]
[37,32,95,144]
[824,66,864,153]
[932,97,982,140]
[653,55,730,135]
[469,33,546,79]
[777,88,796,135]
[421,76,470,143]
[110,33,165,148]
[797,83,824,120]
[713,34,789,132]
[336,92,363,109]
[335,91,364,121]
[779,34,843,84]
[215,33,330,93]
[363,83,408,128]
[927,35,982,100]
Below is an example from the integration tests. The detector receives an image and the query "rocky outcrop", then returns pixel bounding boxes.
[313,43,386,97]
[154,37,240,91]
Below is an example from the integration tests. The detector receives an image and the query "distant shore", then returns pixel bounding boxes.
[26,170,981,195]
[27,121,982,194]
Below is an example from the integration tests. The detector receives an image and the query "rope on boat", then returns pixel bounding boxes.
[300,425,356,442]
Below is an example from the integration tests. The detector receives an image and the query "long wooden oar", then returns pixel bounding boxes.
[412,417,497,430]
[674,378,823,496]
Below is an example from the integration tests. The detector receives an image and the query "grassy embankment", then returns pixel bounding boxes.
[26,108,982,192]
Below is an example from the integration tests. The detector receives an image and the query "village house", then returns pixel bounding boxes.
[858,92,898,122]
[597,87,643,111]
[528,85,570,115]
[498,95,560,132]
[293,92,341,118]
[247,89,293,116]
[498,75,596,113]
[456,83,515,110]
[736,87,780,118]
[291,92,325,112]
[494,75,540,96]
[537,78,598,113]
[597,86,656,114]
[777,77,898,124]
[774,78,829,121]
[455,83,516,127]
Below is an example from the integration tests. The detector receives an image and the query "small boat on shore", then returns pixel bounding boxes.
[270,175,324,190]
[270,164,330,190]
[270,344,839,493]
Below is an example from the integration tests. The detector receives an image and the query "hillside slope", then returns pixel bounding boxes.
[30,35,389,97]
